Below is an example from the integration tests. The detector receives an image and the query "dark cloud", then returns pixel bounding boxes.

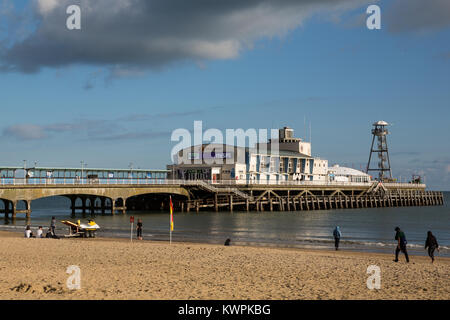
[0,0,372,74]
[385,0,450,33]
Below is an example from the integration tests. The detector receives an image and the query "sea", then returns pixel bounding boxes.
[1,192,449,257]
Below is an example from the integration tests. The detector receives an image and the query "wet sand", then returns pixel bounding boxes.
[0,231,448,300]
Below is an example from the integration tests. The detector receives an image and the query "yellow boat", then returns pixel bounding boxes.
[61,219,100,238]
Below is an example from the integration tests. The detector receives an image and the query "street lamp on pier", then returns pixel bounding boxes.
[129,162,133,183]
[81,161,85,184]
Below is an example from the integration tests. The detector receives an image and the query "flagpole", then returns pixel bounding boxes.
[170,196,173,245]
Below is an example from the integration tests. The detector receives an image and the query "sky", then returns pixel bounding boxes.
[0,0,449,190]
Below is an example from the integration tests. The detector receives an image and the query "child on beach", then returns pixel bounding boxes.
[37,226,43,238]
[425,231,439,263]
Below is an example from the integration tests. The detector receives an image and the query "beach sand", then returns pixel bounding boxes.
[0,231,448,300]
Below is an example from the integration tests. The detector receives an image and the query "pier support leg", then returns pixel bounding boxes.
[287,191,291,211]
[122,198,127,214]
[246,199,249,212]
[26,200,31,219]
[111,198,116,215]
[229,195,233,213]
[214,193,218,212]
[12,201,17,219]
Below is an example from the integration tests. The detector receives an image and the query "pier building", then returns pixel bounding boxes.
[167,127,328,184]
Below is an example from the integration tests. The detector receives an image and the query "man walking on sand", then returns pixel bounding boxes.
[425,231,439,263]
[333,226,342,250]
[394,226,409,263]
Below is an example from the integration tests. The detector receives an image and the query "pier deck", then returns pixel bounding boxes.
[0,180,444,218]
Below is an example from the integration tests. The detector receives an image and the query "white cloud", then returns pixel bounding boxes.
[3,124,47,140]
[36,0,58,15]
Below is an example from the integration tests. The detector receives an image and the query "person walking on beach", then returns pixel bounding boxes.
[136,219,143,240]
[333,226,342,250]
[50,216,56,236]
[425,231,439,263]
[394,227,409,263]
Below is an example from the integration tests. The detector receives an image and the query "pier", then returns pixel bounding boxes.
[178,181,444,213]
[0,169,444,218]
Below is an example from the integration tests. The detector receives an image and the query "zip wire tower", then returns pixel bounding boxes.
[366,120,393,181]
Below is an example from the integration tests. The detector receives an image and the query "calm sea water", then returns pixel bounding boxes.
[1,192,449,257]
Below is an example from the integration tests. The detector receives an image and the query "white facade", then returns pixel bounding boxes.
[168,127,331,184]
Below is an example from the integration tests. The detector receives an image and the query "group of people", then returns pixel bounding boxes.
[24,216,59,239]
[332,226,440,263]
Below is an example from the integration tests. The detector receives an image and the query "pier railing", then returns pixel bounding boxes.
[0,177,426,190]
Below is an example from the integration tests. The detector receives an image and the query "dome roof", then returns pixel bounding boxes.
[328,165,370,177]
[373,120,389,126]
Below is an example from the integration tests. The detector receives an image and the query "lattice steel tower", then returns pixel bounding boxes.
[366,121,392,181]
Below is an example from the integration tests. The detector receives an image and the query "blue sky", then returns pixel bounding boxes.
[0,0,449,189]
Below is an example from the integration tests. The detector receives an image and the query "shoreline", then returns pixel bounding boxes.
[1,230,449,300]
[2,225,447,258]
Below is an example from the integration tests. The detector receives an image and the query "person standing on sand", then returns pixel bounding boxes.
[394,226,409,263]
[333,226,341,250]
[425,231,439,263]
[136,219,143,240]
[50,216,56,236]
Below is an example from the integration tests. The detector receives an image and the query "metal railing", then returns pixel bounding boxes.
[0,177,426,189]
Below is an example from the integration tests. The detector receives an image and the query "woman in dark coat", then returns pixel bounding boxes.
[425,231,439,263]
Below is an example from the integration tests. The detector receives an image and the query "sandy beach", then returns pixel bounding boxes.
[0,231,449,300]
